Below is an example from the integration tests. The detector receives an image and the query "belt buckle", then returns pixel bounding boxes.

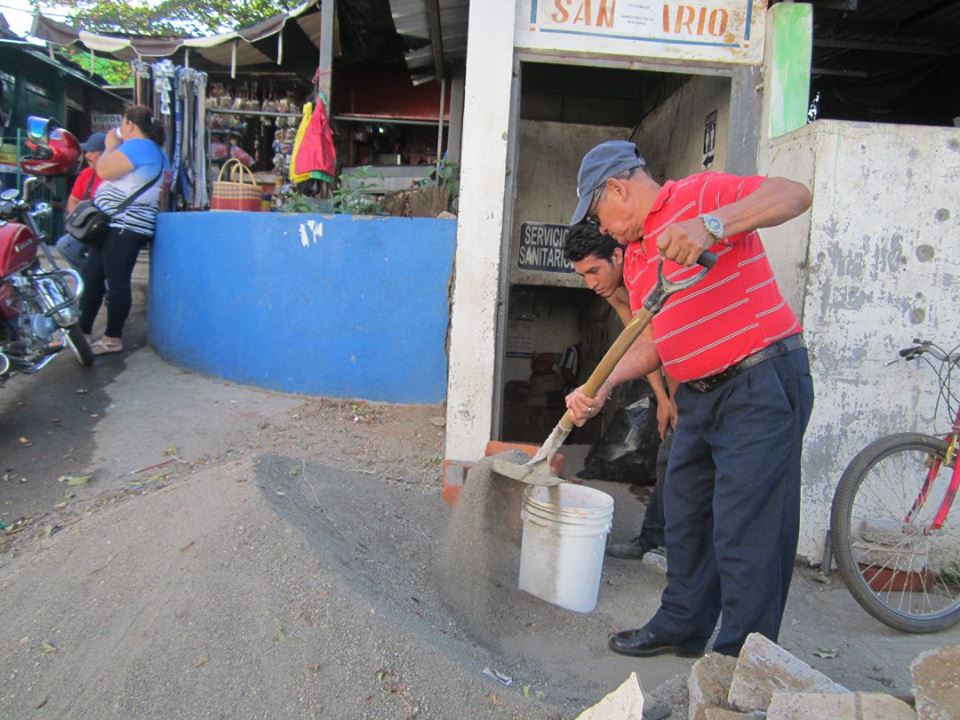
[688,377,712,393]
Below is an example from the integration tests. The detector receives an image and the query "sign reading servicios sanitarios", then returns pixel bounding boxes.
[518,223,574,274]
[515,0,766,65]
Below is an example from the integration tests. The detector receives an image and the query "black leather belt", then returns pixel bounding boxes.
[685,334,806,394]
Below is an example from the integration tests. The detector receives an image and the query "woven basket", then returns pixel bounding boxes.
[210,159,262,212]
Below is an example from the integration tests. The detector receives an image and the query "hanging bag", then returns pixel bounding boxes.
[63,202,111,245]
[64,165,164,246]
[210,158,262,212]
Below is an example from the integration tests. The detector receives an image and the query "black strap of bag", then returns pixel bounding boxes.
[110,163,165,216]
[66,160,164,245]
[82,170,96,199]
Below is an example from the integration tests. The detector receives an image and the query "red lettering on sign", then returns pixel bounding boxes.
[550,0,616,28]
[596,0,615,28]
[708,9,728,36]
[573,1,590,25]
[662,4,731,37]
[551,0,570,23]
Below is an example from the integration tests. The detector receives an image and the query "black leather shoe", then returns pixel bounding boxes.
[608,627,705,658]
[606,535,655,560]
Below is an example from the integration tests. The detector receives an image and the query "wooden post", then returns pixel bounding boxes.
[317,0,335,106]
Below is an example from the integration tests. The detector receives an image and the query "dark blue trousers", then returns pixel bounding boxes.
[646,347,814,656]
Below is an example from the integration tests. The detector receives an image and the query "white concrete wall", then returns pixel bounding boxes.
[444,0,518,462]
[760,120,960,561]
[632,75,731,180]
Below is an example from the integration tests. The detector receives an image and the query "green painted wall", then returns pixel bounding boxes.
[767,3,813,139]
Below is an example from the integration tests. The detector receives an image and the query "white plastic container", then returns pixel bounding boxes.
[518,483,614,613]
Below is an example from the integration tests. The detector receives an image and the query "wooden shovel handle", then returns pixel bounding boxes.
[557,306,655,432]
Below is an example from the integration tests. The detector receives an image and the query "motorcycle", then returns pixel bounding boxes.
[0,119,94,383]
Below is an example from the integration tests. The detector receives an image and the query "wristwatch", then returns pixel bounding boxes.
[699,213,726,242]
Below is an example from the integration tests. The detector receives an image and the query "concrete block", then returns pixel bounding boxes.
[575,672,644,720]
[689,653,738,720]
[441,459,470,506]
[766,691,915,719]
[727,633,848,712]
[911,644,960,720]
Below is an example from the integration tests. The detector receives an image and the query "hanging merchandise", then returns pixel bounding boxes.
[130,58,208,210]
[172,66,209,210]
[152,60,177,162]
[292,92,335,183]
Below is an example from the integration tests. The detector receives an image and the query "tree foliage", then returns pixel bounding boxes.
[33,0,303,36]
[56,47,132,85]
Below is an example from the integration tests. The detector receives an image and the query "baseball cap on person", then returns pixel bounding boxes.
[79,132,106,152]
[569,140,646,225]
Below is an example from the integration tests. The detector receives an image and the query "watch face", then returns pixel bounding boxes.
[702,214,723,239]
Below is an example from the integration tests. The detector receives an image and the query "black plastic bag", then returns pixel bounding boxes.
[579,379,661,484]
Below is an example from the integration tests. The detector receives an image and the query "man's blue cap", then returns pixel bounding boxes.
[570,140,645,225]
[80,132,106,152]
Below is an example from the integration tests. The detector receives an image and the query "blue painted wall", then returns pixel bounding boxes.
[149,212,457,403]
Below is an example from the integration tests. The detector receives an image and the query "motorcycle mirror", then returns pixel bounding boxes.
[0,189,18,202]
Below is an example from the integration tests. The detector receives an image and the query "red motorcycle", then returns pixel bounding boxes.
[0,117,93,382]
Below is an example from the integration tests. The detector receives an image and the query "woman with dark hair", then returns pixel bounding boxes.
[79,104,169,355]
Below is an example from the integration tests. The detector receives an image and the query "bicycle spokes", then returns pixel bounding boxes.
[832,434,960,632]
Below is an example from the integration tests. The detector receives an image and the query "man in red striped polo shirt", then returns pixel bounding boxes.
[566,140,814,658]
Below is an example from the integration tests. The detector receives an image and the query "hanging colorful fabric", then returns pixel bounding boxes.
[295,93,336,183]
[289,101,313,185]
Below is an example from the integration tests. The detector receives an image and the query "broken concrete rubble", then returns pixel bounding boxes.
[683,633,959,720]
[910,644,960,720]
[575,672,645,720]
[703,709,764,720]
[726,633,849,711]
[765,691,916,719]
[689,653,738,720]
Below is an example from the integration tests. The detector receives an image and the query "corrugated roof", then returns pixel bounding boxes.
[388,0,468,84]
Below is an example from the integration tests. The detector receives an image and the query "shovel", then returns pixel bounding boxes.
[493,251,716,487]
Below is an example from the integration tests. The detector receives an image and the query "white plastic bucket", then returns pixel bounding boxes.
[518,483,614,613]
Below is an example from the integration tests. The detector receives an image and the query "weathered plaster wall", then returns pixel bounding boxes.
[510,119,631,288]
[761,120,960,561]
[633,74,731,180]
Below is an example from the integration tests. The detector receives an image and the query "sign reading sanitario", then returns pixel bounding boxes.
[515,1,767,65]
[518,223,574,273]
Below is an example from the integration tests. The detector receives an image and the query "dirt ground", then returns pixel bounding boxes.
[1,291,959,719]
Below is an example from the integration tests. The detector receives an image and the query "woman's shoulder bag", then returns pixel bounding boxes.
[65,165,163,246]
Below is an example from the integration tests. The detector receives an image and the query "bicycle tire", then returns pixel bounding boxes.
[64,325,94,367]
[831,433,960,633]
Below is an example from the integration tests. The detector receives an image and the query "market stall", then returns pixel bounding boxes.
[26,1,465,402]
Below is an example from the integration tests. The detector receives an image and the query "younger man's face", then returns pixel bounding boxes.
[572,247,623,299]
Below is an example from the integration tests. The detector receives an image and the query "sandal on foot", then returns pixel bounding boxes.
[90,339,123,356]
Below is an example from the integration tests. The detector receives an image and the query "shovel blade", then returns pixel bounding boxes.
[491,455,562,486]
[490,424,569,486]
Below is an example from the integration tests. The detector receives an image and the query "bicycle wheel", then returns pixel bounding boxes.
[831,433,960,632]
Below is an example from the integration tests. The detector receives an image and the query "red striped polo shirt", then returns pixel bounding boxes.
[623,172,802,382]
